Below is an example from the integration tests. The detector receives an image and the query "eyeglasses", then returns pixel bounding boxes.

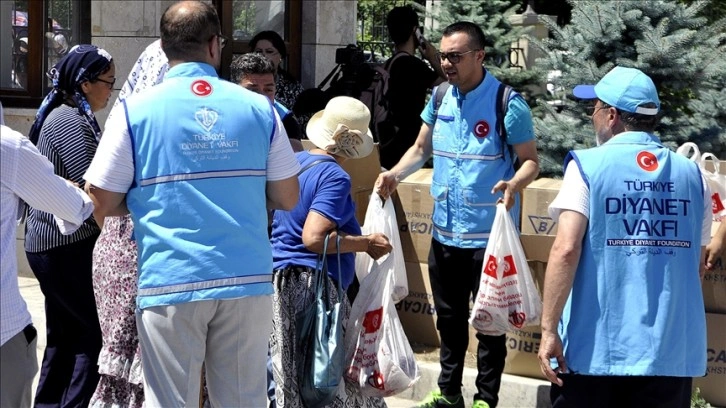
[217,34,229,49]
[438,49,479,64]
[586,103,610,117]
[94,77,116,88]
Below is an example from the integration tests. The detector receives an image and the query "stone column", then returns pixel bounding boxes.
[300,1,356,89]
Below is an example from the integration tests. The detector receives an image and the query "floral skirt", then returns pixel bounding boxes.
[270,265,387,408]
[90,215,144,408]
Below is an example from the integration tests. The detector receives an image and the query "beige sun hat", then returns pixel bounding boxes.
[306,96,374,159]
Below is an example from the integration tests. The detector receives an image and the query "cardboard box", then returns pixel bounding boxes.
[693,313,726,407]
[520,234,555,263]
[394,169,434,264]
[521,178,562,236]
[301,140,381,224]
[703,221,725,313]
[396,262,439,347]
[503,261,547,380]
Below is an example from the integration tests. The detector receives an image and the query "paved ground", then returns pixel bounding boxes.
[19,276,551,408]
[19,276,420,407]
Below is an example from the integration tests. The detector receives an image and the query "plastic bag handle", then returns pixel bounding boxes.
[700,152,721,175]
[676,142,701,162]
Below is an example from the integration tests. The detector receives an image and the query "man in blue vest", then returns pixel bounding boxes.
[376,21,540,408]
[538,66,711,407]
[84,1,300,406]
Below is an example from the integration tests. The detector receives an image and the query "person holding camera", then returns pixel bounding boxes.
[380,6,445,170]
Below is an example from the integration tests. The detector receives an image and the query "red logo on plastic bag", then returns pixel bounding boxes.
[509,311,526,328]
[367,370,385,390]
[502,255,518,277]
[362,307,383,333]
[713,192,725,214]
[483,255,498,279]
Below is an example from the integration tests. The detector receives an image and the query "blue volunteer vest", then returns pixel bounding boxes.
[562,131,706,376]
[273,100,290,121]
[124,62,276,309]
[431,72,519,248]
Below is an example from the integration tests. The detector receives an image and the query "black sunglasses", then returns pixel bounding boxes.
[437,49,479,64]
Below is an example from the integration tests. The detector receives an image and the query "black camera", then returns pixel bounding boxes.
[335,44,365,67]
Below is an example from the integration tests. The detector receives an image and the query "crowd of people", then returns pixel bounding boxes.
[1,1,725,408]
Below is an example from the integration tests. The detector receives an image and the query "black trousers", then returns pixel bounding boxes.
[551,374,692,408]
[428,239,507,407]
[27,234,102,408]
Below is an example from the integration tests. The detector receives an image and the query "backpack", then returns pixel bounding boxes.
[432,81,516,165]
[317,46,406,146]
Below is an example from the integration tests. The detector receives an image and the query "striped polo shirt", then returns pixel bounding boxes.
[25,104,100,252]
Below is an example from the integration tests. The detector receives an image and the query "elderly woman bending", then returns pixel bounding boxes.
[269,96,392,408]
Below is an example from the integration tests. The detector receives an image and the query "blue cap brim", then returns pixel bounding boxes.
[573,85,597,100]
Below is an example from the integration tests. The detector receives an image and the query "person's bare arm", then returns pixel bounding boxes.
[420,41,446,86]
[375,123,433,198]
[266,176,299,211]
[84,183,129,229]
[302,211,391,260]
[538,209,587,386]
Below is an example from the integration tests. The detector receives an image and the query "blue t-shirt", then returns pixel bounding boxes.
[421,80,534,146]
[271,151,361,289]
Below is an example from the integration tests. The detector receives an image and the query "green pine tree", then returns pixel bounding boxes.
[414,0,545,99]
[533,0,726,177]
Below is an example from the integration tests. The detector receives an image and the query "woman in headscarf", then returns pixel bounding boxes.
[24,44,115,408]
[269,96,392,408]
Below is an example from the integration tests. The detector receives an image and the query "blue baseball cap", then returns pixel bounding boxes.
[573,66,660,116]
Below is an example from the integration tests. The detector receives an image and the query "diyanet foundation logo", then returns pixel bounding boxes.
[194,108,218,133]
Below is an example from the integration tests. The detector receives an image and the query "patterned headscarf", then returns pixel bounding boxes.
[28,44,113,145]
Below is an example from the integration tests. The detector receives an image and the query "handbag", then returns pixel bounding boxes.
[295,233,345,408]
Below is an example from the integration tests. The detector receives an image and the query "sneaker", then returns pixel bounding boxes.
[471,400,490,408]
[415,390,465,408]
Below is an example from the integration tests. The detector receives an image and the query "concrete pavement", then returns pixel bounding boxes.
[19,275,550,408]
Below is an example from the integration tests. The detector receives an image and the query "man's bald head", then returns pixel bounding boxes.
[160,1,220,62]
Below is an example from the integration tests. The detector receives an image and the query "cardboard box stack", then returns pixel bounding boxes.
[505,179,562,380]
[694,220,725,407]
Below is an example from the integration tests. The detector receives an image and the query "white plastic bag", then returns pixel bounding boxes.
[469,203,542,335]
[344,262,420,397]
[700,153,726,221]
[675,141,701,163]
[356,193,408,303]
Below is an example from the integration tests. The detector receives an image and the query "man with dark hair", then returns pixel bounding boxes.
[84,1,300,406]
[231,52,303,151]
[380,5,445,170]
[376,21,539,408]
[538,66,711,407]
